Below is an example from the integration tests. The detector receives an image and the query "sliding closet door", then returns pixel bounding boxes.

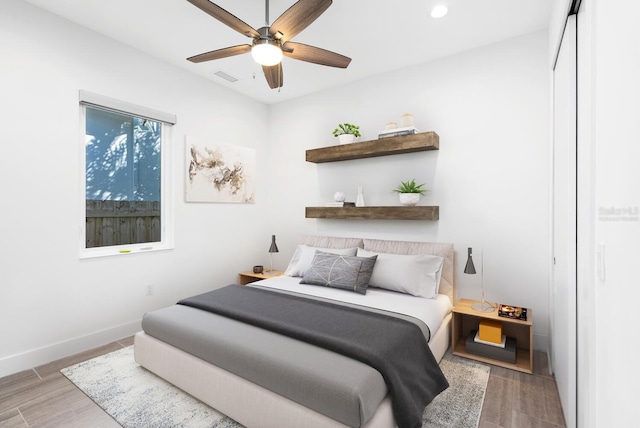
[552,14,577,428]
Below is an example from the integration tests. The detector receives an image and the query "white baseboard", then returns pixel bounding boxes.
[0,320,141,378]
[546,349,554,376]
[533,333,549,353]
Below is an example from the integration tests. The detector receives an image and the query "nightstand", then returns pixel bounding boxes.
[238,270,284,285]
[451,298,533,374]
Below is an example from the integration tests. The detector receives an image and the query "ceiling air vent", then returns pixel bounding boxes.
[213,70,238,83]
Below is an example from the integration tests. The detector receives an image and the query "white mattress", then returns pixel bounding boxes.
[251,275,452,339]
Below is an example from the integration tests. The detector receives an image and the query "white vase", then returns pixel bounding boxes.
[399,193,420,206]
[338,134,355,144]
[356,185,365,207]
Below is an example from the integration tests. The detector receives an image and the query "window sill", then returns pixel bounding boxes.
[79,243,174,259]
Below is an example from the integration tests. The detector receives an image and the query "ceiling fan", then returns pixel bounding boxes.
[185,0,351,89]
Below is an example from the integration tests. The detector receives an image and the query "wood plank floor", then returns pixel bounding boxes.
[478,351,566,428]
[0,338,565,427]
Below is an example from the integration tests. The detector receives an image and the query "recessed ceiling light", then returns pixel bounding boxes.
[431,5,448,19]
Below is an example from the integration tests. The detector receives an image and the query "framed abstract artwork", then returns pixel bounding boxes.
[186,136,256,203]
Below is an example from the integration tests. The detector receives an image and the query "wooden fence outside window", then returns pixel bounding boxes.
[86,200,160,248]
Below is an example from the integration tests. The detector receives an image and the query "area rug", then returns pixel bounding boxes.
[423,353,490,427]
[61,346,489,428]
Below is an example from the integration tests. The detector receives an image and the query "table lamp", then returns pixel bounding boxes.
[464,247,494,312]
[267,235,279,274]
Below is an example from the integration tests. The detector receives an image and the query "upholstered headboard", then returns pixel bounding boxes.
[297,235,455,303]
[298,235,364,249]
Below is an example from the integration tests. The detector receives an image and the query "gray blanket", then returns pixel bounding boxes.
[178,284,449,428]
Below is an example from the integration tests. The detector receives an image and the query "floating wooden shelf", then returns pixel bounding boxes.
[305,206,439,221]
[306,131,439,163]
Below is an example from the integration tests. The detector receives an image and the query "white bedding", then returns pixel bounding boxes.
[251,275,452,340]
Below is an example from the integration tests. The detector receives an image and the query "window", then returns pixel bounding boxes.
[79,91,175,258]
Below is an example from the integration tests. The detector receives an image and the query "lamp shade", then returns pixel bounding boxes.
[464,247,476,274]
[251,41,283,66]
[268,235,279,253]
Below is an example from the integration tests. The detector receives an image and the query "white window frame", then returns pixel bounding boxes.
[79,90,175,259]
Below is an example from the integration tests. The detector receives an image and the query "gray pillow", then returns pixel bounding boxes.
[299,251,377,294]
[284,245,359,277]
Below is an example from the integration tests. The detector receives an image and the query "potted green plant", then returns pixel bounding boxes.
[392,179,427,206]
[332,123,361,144]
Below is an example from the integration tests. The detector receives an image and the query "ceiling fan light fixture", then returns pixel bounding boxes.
[430,5,448,19]
[251,40,283,66]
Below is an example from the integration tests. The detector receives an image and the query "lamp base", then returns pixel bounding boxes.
[472,301,496,312]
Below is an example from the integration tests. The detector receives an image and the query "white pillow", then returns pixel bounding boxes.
[284,245,359,277]
[356,248,444,298]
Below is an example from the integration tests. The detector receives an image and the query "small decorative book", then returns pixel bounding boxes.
[474,330,506,348]
[498,304,528,321]
[325,201,356,207]
[377,126,420,139]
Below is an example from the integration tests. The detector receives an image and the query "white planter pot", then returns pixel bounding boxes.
[338,134,355,144]
[399,193,420,206]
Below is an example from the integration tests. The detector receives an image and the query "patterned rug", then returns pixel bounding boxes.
[61,346,489,428]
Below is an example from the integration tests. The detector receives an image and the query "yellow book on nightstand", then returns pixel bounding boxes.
[478,319,503,344]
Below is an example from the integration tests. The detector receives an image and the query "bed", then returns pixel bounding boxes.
[134,236,455,428]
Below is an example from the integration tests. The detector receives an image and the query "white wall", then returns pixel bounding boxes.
[267,31,551,350]
[0,0,552,378]
[0,0,270,377]
[587,0,639,425]
[549,0,573,65]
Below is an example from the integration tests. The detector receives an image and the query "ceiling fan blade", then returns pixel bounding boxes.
[187,44,252,63]
[283,42,351,68]
[186,0,259,38]
[269,0,332,42]
[263,63,284,89]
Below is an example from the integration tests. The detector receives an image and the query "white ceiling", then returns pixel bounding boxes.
[22,0,553,105]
